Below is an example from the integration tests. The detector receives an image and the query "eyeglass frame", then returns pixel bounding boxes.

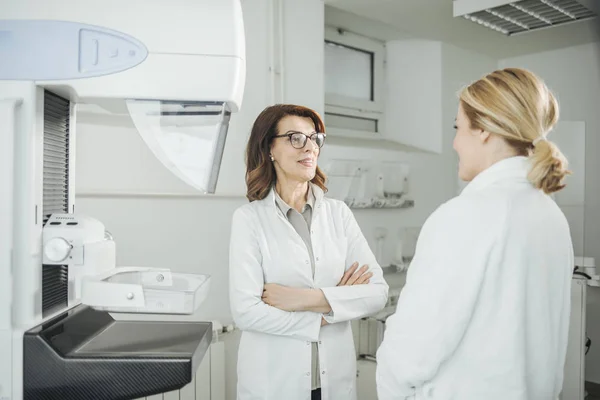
[272,131,327,149]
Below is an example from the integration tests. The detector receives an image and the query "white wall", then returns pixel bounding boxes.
[385,40,444,153]
[442,43,499,195]
[500,42,600,383]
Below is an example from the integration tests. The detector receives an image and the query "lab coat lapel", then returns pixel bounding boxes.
[265,183,325,220]
[310,183,325,217]
[264,184,322,283]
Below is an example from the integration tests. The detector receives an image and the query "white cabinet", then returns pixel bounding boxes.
[561,278,587,400]
[385,40,444,154]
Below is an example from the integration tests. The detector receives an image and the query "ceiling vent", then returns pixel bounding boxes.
[453,0,598,35]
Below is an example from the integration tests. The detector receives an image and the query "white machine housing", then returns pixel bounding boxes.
[2,0,246,192]
[2,0,245,106]
[0,1,245,399]
[41,213,212,315]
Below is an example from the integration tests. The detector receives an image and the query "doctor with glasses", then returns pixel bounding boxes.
[229,104,389,400]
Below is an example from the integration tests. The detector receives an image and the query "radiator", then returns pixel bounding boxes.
[138,340,226,400]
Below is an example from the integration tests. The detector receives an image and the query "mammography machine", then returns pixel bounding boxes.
[0,1,245,398]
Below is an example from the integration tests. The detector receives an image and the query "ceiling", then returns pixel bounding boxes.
[324,0,600,59]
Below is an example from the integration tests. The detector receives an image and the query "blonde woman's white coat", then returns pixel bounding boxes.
[376,156,574,400]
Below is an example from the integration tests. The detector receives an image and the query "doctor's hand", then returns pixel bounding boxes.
[263,284,333,314]
[337,262,372,286]
[262,283,306,312]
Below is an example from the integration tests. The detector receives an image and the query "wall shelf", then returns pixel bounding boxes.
[345,197,414,209]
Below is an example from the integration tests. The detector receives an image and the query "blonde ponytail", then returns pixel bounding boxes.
[459,67,571,194]
[528,139,570,194]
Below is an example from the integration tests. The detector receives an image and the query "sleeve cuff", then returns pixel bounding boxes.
[307,312,322,342]
[320,287,338,323]
[322,310,334,323]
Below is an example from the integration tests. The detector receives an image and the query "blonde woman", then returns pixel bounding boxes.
[376,68,574,400]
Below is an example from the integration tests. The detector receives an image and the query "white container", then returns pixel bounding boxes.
[80,266,211,314]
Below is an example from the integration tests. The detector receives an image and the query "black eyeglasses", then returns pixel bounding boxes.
[273,131,326,149]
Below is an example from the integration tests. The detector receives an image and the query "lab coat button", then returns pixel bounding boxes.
[305,260,309,264]
[306,372,310,376]
[316,257,320,261]
[322,371,326,375]
[306,341,310,345]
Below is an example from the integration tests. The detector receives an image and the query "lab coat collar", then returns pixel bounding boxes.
[266,182,324,214]
[460,156,531,196]
[273,184,315,216]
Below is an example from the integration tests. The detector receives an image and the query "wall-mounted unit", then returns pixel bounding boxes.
[323,27,385,141]
[323,159,414,209]
[453,0,598,35]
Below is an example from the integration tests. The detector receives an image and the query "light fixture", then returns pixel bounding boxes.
[453,0,598,36]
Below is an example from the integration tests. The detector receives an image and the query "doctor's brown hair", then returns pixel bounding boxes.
[459,67,569,194]
[244,104,328,202]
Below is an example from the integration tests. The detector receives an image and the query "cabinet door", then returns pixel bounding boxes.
[560,279,586,400]
[194,345,212,400]
[209,342,226,400]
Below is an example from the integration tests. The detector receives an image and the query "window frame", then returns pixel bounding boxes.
[324,105,383,140]
[324,26,385,114]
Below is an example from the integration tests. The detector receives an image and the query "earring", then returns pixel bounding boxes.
[270,155,274,162]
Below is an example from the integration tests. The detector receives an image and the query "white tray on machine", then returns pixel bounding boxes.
[80,266,211,314]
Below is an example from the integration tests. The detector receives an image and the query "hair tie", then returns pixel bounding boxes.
[532,135,547,147]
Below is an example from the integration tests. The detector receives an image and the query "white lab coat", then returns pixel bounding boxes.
[229,184,389,400]
[376,156,574,400]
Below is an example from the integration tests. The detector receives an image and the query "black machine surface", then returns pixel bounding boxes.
[23,305,212,400]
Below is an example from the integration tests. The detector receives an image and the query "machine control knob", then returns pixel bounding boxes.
[44,237,72,262]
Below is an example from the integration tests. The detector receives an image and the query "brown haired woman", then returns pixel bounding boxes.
[229,104,389,400]
[376,68,574,400]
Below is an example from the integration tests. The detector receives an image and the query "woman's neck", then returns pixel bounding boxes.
[482,143,521,172]
[275,180,309,212]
